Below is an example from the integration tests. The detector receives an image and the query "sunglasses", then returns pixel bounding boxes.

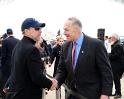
[34,28,41,31]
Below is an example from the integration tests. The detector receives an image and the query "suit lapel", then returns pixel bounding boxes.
[64,42,74,81]
[67,42,73,72]
[74,35,89,71]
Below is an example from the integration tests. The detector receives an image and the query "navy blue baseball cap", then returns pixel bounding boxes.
[21,18,45,31]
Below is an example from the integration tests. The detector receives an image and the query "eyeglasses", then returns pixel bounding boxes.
[34,28,41,31]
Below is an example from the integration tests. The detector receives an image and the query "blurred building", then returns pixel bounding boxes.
[120,36,124,43]
[111,0,124,3]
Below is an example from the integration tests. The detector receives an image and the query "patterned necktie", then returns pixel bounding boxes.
[72,42,76,69]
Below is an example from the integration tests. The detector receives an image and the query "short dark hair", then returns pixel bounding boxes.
[68,17,82,28]
[7,28,13,35]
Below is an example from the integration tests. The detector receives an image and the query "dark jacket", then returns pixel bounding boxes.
[1,36,19,78]
[55,34,113,99]
[5,36,52,99]
[51,44,61,77]
[0,46,2,68]
[109,40,124,73]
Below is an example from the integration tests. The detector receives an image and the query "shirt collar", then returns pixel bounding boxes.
[75,33,84,46]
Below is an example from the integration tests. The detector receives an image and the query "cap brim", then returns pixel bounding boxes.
[30,23,46,29]
[39,23,45,28]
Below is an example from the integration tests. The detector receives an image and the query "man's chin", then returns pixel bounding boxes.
[66,37,71,41]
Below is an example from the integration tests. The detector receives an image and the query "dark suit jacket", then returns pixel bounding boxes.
[0,46,1,68]
[109,40,124,73]
[55,34,113,99]
[51,44,61,77]
[5,36,52,99]
[1,36,19,78]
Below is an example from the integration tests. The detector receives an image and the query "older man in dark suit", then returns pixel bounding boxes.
[5,18,57,99]
[1,29,19,99]
[55,17,113,99]
[109,34,124,98]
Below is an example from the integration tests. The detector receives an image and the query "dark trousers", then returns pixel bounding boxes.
[0,69,2,97]
[1,74,8,99]
[5,92,42,99]
[68,95,79,99]
[113,72,121,95]
[65,92,78,99]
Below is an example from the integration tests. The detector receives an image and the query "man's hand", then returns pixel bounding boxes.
[100,95,109,99]
[50,79,58,91]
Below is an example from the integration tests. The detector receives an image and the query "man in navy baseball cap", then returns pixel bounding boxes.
[4,17,57,99]
[21,18,45,32]
[21,18,46,41]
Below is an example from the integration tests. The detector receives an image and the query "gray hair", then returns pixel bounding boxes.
[68,17,82,28]
[111,33,120,40]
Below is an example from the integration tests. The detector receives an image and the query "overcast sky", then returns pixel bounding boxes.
[0,0,124,39]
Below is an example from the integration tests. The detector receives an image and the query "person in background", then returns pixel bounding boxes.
[35,37,51,70]
[1,28,19,99]
[55,17,113,99]
[51,36,64,77]
[35,37,50,98]
[4,18,57,99]
[50,36,64,99]
[109,33,124,98]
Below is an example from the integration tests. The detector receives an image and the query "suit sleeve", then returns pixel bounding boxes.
[55,46,68,88]
[95,41,113,96]
[27,47,52,89]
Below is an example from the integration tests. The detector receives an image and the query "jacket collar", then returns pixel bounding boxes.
[23,36,36,44]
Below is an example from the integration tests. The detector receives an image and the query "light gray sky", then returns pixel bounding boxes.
[0,0,124,39]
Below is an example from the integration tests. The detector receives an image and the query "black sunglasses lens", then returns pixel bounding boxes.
[35,28,40,31]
